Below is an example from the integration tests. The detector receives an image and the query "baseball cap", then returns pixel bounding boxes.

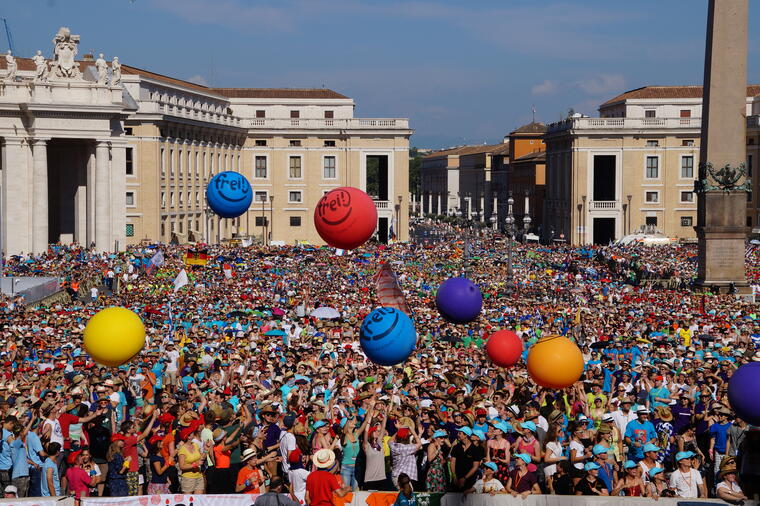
[514,453,531,464]
[484,462,498,472]
[457,426,473,436]
[676,451,696,461]
[643,443,661,453]
[623,460,637,469]
[592,444,609,456]
[584,462,601,471]
[648,467,664,478]
[472,430,486,441]
[432,430,448,439]
[520,421,537,433]
[3,485,16,495]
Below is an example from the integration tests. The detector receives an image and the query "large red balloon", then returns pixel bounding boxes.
[314,187,378,250]
[486,330,523,367]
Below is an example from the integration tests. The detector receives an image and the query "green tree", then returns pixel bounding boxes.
[409,147,422,194]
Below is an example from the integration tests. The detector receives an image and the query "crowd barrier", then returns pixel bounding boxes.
[7,491,751,506]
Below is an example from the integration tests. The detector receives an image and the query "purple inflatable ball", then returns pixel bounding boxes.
[436,277,482,323]
[728,362,760,426]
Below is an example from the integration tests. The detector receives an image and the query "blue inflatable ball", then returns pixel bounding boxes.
[728,362,760,425]
[436,277,482,323]
[360,307,416,366]
[206,171,253,219]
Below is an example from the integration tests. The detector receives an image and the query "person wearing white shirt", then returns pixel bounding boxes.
[669,452,706,499]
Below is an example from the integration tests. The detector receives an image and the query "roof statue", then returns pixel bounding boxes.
[4,50,16,82]
[50,27,82,80]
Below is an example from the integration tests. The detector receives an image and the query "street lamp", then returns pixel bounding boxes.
[261,196,266,246]
[506,193,515,276]
[395,195,402,241]
[269,195,275,245]
[626,194,632,235]
[577,203,583,245]
[204,205,215,244]
[622,202,628,235]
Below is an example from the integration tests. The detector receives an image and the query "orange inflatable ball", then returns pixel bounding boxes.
[84,307,146,367]
[314,187,377,250]
[527,335,584,389]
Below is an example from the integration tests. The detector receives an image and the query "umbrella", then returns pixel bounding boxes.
[310,307,340,319]
[264,329,287,336]
[590,341,609,350]
[227,310,248,318]
[272,308,285,316]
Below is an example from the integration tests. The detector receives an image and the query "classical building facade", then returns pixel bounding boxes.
[544,85,760,244]
[0,28,412,255]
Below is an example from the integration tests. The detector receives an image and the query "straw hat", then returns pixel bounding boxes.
[312,449,336,469]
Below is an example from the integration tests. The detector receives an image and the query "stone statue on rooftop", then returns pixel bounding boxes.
[50,26,82,79]
[111,56,121,86]
[5,50,17,82]
[32,50,49,82]
[95,53,107,84]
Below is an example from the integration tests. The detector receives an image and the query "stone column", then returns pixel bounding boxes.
[696,0,750,290]
[1,138,30,255]
[31,139,49,254]
[94,141,111,252]
[86,145,96,247]
[110,144,127,251]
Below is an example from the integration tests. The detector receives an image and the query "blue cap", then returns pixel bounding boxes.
[457,426,473,436]
[432,430,448,439]
[592,444,609,456]
[312,420,327,429]
[339,418,348,429]
[472,430,486,441]
[584,462,601,471]
[484,462,498,473]
[643,443,661,453]
[520,421,537,433]
[495,421,513,434]
[515,453,531,464]
[623,460,637,469]
[648,467,664,478]
[675,451,695,461]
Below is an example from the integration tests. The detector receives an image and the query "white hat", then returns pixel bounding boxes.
[312,449,336,469]
[241,448,257,462]
[4,485,17,495]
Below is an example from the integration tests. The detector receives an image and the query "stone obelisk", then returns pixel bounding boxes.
[696,0,750,292]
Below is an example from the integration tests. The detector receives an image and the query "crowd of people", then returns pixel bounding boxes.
[0,224,758,504]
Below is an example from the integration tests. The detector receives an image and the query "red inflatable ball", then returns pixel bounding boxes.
[314,187,378,250]
[486,330,523,367]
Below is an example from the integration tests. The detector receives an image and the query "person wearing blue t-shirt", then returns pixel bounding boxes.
[10,429,30,497]
[624,408,657,462]
[648,376,671,408]
[40,442,61,497]
[0,417,15,491]
[393,473,416,506]
[709,407,733,478]
[26,429,44,497]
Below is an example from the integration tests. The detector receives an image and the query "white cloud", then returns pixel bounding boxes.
[187,74,209,86]
[576,73,626,95]
[532,80,559,96]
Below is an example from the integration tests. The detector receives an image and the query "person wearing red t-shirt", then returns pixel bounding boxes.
[58,404,104,451]
[64,451,102,498]
[116,409,158,496]
[237,449,264,494]
[306,450,350,506]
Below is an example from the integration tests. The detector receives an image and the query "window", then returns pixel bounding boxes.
[323,156,336,179]
[161,192,166,207]
[682,139,695,146]
[125,148,134,175]
[646,156,659,178]
[126,192,135,206]
[748,191,753,203]
[194,152,199,177]
[681,156,694,178]
[289,156,302,179]
[748,216,753,227]
[288,191,302,203]
[289,140,302,147]
[255,156,267,178]
[646,140,659,147]
[179,192,183,205]
[681,216,693,227]
[680,191,694,203]
[126,224,135,237]
[645,216,658,226]
[195,192,200,205]
[160,148,165,176]
[680,109,691,118]
[179,221,183,233]
[254,191,268,202]
[324,110,334,119]
[645,191,659,203]
[170,192,175,206]
[290,110,300,119]
[124,127,133,136]
[290,216,302,227]
[169,149,174,176]
[256,110,266,118]
[324,140,336,147]
[255,216,268,226]
[255,140,267,147]
[749,155,753,177]
[645,110,656,118]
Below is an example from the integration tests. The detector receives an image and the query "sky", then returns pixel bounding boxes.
[5,0,760,148]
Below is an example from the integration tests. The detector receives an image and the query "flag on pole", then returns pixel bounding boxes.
[173,269,189,292]
[183,250,209,266]
[222,263,233,279]
[373,262,411,315]
[146,250,164,275]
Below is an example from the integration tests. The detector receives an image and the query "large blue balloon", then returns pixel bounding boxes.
[206,171,253,219]
[436,277,482,323]
[360,307,416,366]
[728,362,760,425]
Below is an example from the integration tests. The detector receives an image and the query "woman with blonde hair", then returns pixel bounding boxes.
[106,437,129,497]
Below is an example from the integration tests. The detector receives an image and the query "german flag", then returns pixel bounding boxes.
[184,250,209,266]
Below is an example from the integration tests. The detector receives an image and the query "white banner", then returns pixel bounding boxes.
[83,495,259,506]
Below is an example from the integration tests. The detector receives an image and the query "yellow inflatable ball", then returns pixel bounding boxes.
[527,335,584,389]
[84,307,146,367]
